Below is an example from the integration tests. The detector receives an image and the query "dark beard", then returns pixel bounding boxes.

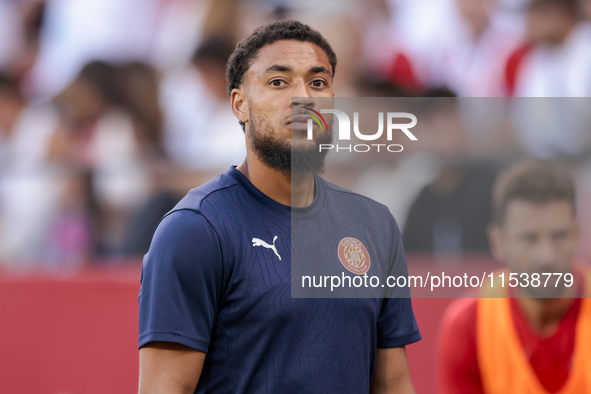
[248,113,333,178]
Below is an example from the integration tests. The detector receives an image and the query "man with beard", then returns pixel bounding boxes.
[438,160,591,394]
[138,20,420,394]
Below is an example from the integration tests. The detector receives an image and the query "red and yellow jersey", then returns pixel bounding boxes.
[477,269,591,394]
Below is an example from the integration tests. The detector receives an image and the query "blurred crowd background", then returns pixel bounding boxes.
[0,0,590,270]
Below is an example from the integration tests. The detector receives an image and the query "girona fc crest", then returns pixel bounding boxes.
[338,237,371,275]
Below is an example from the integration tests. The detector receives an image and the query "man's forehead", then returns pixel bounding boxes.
[247,40,332,77]
[504,199,575,229]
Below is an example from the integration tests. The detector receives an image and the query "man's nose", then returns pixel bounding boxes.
[290,81,314,108]
[535,238,558,267]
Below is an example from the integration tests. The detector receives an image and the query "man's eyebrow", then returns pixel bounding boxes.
[309,66,331,76]
[260,65,332,77]
[262,64,293,74]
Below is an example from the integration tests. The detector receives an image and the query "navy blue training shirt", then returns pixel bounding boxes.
[139,166,421,393]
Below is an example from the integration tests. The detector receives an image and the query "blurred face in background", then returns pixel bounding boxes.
[489,199,579,297]
[527,3,577,46]
[455,0,496,36]
[56,77,103,124]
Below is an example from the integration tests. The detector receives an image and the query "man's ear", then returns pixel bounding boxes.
[231,87,249,126]
[487,222,504,263]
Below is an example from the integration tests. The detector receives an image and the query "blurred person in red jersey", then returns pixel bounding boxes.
[505,0,591,97]
[437,160,591,394]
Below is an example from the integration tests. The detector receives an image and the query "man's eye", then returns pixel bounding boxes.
[553,231,568,242]
[523,235,537,244]
[271,80,285,87]
[312,80,326,87]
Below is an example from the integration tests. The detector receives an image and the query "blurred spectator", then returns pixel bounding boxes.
[382,0,460,89]
[51,61,150,257]
[438,160,587,394]
[401,97,498,256]
[510,97,591,159]
[159,36,246,171]
[122,188,179,256]
[402,161,497,255]
[438,0,523,96]
[151,0,210,70]
[15,1,46,80]
[119,62,165,159]
[45,171,96,268]
[27,0,169,98]
[359,0,424,94]
[508,0,591,97]
[351,92,454,233]
[354,75,411,98]
[0,0,46,83]
[0,72,62,267]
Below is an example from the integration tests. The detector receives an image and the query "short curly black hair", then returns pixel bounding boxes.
[226,20,337,128]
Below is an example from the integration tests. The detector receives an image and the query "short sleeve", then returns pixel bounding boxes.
[377,216,421,348]
[138,209,224,352]
[377,297,421,348]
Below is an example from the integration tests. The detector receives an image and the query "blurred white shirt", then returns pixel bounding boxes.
[0,104,62,266]
[440,15,522,97]
[27,0,172,98]
[160,66,246,171]
[514,22,591,97]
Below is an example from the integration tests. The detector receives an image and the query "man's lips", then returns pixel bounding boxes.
[287,114,313,125]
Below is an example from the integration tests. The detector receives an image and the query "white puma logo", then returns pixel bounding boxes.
[252,236,281,260]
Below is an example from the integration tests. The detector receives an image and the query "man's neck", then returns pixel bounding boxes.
[517,286,577,337]
[236,155,315,208]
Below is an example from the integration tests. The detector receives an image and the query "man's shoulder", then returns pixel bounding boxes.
[168,170,240,216]
[321,178,390,213]
[320,177,396,224]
